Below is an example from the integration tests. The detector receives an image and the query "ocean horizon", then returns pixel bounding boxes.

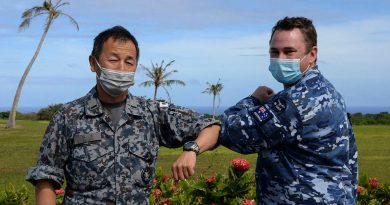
[1,106,390,115]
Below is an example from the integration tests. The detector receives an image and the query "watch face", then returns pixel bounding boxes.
[184,141,199,155]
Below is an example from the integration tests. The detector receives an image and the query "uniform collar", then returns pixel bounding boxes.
[84,86,143,117]
[303,65,320,76]
[124,93,143,117]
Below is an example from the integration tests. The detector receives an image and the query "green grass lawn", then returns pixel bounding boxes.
[0,119,389,203]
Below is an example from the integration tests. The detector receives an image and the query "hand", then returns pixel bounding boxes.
[172,151,197,180]
[251,86,274,103]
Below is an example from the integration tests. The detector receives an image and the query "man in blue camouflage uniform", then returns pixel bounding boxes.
[26,26,220,204]
[220,17,358,204]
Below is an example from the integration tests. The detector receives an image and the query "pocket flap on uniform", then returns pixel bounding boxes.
[72,143,109,162]
[128,144,158,162]
[74,133,101,145]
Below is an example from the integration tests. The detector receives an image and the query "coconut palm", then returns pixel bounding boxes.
[140,60,185,101]
[6,0,79,128]
[203,79,223,119]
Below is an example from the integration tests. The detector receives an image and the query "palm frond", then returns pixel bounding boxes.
[18,18,31,30]
[34,10,49,17]
[21,9,33,19]
[203,79,223,96]
[140,60,185,100]
[162,80,185,87]
[22,6,46,19]
[202,88,212,94]
[140,64,156,79]
[60,12,79,30]
[161,69,178,80]
[55,1,68,9]
[163,60,175,69]
[161,86,172,103]
[43,1,51,10]
[139,81,154,87]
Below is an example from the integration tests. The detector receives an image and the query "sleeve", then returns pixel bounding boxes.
[25,110,68,189]
[155,102,220,148]
[348,125,358,198]
[219,93,302,154]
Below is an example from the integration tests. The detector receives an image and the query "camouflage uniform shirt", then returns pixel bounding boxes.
[26,87,218,204]
[220,67,358,204]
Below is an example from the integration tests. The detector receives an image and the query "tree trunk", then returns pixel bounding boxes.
[6,18,52,128]
[212,94,216,119]
[153,86,158,101]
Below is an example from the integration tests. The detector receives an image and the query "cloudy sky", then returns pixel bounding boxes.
[1,0,389,111]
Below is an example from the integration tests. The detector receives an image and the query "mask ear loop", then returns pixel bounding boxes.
[301,53,313,75]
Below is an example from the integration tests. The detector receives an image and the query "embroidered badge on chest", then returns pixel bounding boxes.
[142,167,153,184]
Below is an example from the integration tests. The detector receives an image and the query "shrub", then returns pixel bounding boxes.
[0,112,9,119]
[357,175,390,205]
[0,111,38,120]
[55,188,65,205]
[37,104,63,121]
[0,184,29,205]
[149,158,256,205]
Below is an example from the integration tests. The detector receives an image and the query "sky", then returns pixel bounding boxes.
[1,0,390,111]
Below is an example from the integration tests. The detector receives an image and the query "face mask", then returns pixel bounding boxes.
[268,54,311,84]
[95,58,135,97]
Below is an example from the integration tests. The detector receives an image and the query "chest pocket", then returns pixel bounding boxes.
[71,133,110,162]
[68,134,112,191]
[71,143,110,162]
[128,142,158,188]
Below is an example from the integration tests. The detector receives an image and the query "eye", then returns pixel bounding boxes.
[269,50,279,56]
[284,48,297,55]
[126,59,136,66]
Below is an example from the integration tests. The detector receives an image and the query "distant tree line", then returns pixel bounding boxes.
[350,112,390,125]
[0,104,63,121]
[1,106,389,125]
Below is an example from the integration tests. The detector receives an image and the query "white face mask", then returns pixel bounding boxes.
[95,58,135,97]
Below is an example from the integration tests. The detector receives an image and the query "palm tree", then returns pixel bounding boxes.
[6,0,79,128]
[140,60,185,101]
[203,79,223,119]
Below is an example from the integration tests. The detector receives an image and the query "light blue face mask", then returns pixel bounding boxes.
[268,55,310,85]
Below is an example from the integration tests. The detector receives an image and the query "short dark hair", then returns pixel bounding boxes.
[270,17,317,53]
[91,25,139,61]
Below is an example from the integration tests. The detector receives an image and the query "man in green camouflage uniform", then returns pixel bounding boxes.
[26,26,220,204]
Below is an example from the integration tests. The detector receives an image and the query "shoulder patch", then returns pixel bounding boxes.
[252,105,273,125]
[272,98,287,113]
[159,102,169,108]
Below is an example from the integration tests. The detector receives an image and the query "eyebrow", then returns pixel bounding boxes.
[107,52,135,61]
[270,47,297,51]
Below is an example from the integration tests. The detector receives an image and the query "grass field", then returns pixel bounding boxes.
[0,119,389,203]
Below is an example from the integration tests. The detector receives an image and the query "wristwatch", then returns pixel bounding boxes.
[183,141,200,156]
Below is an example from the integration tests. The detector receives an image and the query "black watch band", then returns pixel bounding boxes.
[183,141,200,156]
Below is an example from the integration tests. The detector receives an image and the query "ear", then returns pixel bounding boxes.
[89,55,97,72]
[309,46,318,65]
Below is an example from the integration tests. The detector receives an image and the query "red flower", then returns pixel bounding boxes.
[153,178,158,184]
[54,188,65,195]
[153,188,162,196]
[170,184,177,192]
[231,158,251,172]
[161,197,171,204]
[243,199,255,205]
[368,177,380,189]
[162,175,172,182]
[206,176,216,184]
[357,186,365,195]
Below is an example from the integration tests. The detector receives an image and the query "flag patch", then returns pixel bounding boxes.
[252,106,272,124]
